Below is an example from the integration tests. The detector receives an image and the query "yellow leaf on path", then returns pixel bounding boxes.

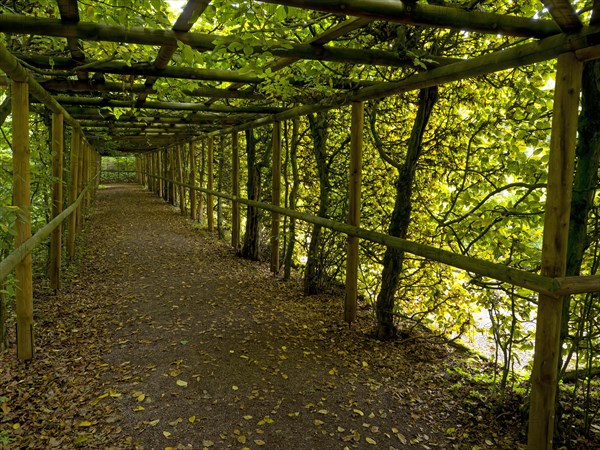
[254,439,266,446]
[133,406,145,412]
[137,394,146,402]
[169,418,182,426]
[314,419,324,426]
[353,409,364,416]
[12,423,20,429]
[176,379,188,387]
[232,385,239,391]
[237,435,247,443]
[162,431,171,438]
[366,437,377,445]
[148,419,160,426]
[188,416,196,423]
[202,440,214,447]
[78,421,93,427]
[243,415,253,420]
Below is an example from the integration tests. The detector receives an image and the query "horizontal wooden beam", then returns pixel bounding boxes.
[14,54,264,84]
[47,96,285,113]
[0,14,452,68]
[260,0,561,38]
[210,24,600,135]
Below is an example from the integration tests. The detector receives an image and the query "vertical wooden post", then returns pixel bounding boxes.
[198,140,205,224]
[189,142,196,220]
[270,122,282,273]
[67,128,80,259]
[527,53,583,450]
[345,102,364,323]
[49,112,64,291]
[207,137,214,232]
[232,132,240,250]
[170,148,176,205]
[12,80,34,360]
[76,136,85,230]
[177,145,186,215]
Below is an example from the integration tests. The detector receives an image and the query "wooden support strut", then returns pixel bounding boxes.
[189,142,196,221]
[270,122,282,273]
[67,129,80,258]
[177,145,186,215]
[49,112,64,291]
[527,52,583,450]
[232,132,240,250]
[12,80,34,360]
[207,137,214,232]
[345,101,364,324]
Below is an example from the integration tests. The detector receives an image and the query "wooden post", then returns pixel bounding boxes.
[76,136,85,230]
[49,112,63,291]
[67,128,80,259]
[169,148,176,205]
[232,132,240,250]
[527,52,583,450]
[198,140,205,224]
[189,142,196,220]
[177,145,186,215]
[345,102,364,323]
[270,121,282,273]
[207,137,214,232]
[12,80,34,360]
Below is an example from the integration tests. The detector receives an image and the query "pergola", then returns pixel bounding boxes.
[1,1,600,448]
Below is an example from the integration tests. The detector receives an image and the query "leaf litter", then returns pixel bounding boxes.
[0,184,528,449]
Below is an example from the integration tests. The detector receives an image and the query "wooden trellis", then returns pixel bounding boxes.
[1,1,599,448]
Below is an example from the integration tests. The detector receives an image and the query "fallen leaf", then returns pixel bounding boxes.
[163,431,171,438]
[188,416,196,423]
[176,379,188,387]
[366,437,377,445]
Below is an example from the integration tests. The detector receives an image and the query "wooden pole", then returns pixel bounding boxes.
[76,136,85,230]
[67,128,80,259]
[270,122,282,273]
[49,112,64,291]
[12,80,34,360]
[527,52,583,450]
[207,137,214,232]
[170,148,176,204]
[189,142,196,220]
[177,145,186,215]
[345,101,364,323]
[198,140,205,223]
[232,131,240,250]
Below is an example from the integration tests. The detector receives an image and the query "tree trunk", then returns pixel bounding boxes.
[304,111,330,295]
[284,118,299,281]
[375,87,438,340]
[0,278,7,351]
[241,129,261,260]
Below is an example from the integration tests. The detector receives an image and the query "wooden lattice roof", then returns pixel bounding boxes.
[0,0,598,154]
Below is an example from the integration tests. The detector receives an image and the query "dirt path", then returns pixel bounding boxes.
[1,184,525,449]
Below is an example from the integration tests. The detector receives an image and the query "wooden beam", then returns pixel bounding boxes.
[12,80,34,360]
[542,0,583,31]
[231,132,240,250]
[270,122,282,273]
[259,0,561,38]
[0,15,450,68]
[207,137,214,232]
[345,101,363,324]
[50,96,285,114]
[67,129,80,258]
[189,142,196,220]
[527,52,583,450]
[49,112,64,291]
[177,145,186,215]
[138,0,211,104]
[15,55,264,84]
[57,0,88,80]
[210,24,600,136]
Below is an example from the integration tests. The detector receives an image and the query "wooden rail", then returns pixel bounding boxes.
[147,174,600,298]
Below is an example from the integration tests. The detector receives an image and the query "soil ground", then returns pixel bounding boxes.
[1,184,530,449]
